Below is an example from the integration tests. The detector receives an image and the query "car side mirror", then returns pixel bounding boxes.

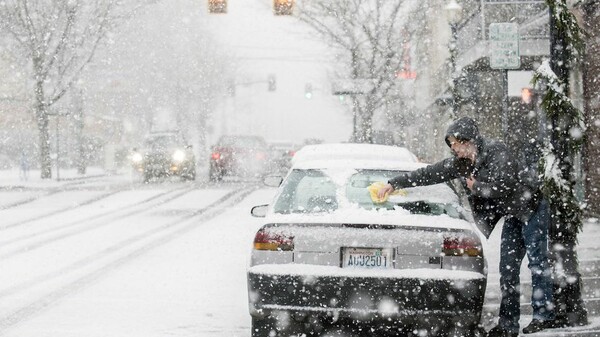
[263,175,283,187]
[251,204,268,217]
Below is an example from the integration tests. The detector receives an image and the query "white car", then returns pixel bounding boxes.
[247,143,486,337]
[131,132,196,182]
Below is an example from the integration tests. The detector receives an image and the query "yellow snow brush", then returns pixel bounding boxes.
[367,182,407,203]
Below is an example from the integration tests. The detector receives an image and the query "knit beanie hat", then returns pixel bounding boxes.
[445,117,480,147]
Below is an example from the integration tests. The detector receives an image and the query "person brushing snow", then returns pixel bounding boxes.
[377,117,556,336]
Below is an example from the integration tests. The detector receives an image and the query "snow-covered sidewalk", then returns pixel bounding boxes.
[483,217,600,336]
[0,167,141,191]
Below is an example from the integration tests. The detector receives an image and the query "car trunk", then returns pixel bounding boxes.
[257,223,482,270]
[217,147,267,170]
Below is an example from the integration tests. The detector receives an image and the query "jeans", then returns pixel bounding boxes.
[498,200,555,333]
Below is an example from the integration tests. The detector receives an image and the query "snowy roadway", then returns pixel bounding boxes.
[0,173,275,337]
[0,170,599,336]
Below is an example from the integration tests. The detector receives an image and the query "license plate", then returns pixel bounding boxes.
[342,247,393,269]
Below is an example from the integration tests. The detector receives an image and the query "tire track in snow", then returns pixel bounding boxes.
[0,185,259,334]
[0,185,198,258]
[0,189,63,211]
[0,189,124,230]
[0,177,129,211]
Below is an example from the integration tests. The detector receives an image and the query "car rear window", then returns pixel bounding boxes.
[347,170,462,217]
[144,135,179,149]
[273,169,337,214]
[272,168,464,219]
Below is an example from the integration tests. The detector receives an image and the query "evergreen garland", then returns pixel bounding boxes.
[547,0,586,63]
[533,0,586,244]
[533,65,584,244]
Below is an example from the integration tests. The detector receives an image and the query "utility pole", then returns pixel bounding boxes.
[547,0,588,327]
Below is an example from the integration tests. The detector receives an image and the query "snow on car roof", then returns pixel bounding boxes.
[294,143,418,163]
[291,143,424,170]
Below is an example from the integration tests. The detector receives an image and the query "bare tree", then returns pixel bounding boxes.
[0,0,136,178]
[103,0,233,159]
[296,0,421,143]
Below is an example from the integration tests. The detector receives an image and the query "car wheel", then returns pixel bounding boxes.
[469,324,486,337]
[446,324,485,337]
[182,169,196,181]
[209,168,222,182]
[251,317,277,337]
[321,328,360,337]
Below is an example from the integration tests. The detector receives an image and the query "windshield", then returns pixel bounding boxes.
[272,168,463,219]
[144,135,180,150]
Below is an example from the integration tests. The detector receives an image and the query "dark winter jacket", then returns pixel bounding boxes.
[388,117,541,238]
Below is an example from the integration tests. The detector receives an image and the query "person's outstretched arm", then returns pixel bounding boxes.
[389,157,469,189]
[378,157,470,199]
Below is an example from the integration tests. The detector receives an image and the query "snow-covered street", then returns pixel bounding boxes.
[0,170,599,336]
[0,170,275,336]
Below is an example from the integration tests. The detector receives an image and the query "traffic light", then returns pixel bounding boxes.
[304,83,313,99]
[208,0,227,14]
[273,0,294,15]
[268,74,276,92]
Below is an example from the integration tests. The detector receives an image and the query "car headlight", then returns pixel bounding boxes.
[131,153,143,163]
[172,149,186,162]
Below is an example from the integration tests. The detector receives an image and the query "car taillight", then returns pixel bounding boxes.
[211,152,221,160]
[443,235,482,257]
[288,150,296,157]
[254,230,294,251]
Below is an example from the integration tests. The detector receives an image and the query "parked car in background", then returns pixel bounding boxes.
[267,141,300,174]
[130,131,196,182]
[302,137,323,146]
[209,135,270,181]
[247,143,486,337]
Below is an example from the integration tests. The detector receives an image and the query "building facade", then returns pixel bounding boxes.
[412,0,600,215]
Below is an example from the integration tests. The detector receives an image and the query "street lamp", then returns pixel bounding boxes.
[444,0,463,118]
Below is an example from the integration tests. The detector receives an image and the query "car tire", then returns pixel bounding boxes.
[469,325,486,337]
[209,168,222,182]
[251,317,277,337]
[321,328,361,337]
[446,324,485,337]
[182,169,196,181]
